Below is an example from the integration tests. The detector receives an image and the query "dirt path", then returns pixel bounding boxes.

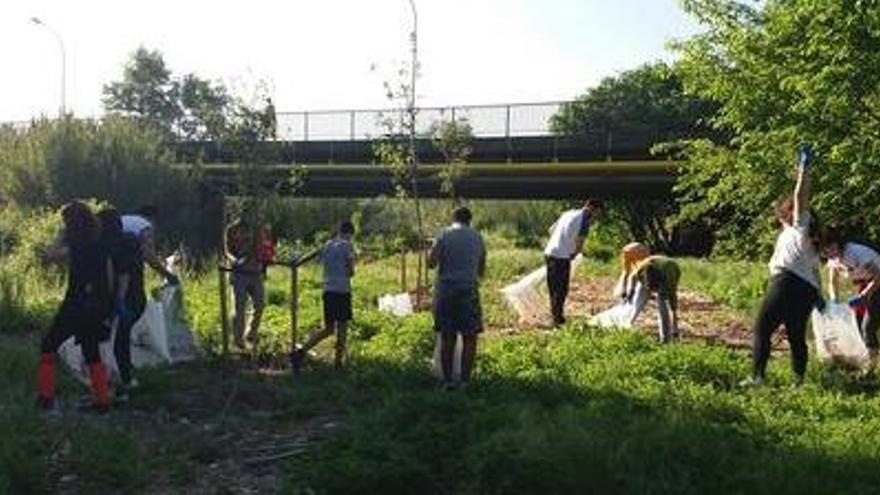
[499,274,775,351]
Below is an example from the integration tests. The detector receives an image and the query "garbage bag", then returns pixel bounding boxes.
[501,254,584,324]
[57,324,121,386]
[590,283,649,329]
[811,303,870,369]
[378,293,413,317]
[432,332,462,380]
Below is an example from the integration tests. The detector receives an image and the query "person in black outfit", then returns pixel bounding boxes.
[98,207,146,393]
[744,145,824,388]
[37,201,114,411]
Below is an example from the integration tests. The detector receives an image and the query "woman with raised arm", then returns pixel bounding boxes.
[744,145,824,387]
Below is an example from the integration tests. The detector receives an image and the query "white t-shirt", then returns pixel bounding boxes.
[828,242,880,282]
[122,215,153,238]
[768,211,820,289]
[544,209,589,259]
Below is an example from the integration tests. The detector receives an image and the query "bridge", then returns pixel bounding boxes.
[5,101,682,199]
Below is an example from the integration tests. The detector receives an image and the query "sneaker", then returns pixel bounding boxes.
[738,376,763,389]
[289,349,304,376]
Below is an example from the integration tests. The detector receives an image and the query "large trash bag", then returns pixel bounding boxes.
[590,283,649,329]
[500,254,584,325]
[378,293,413,317]
[57,326,121,386]
[811,303,870,370]
[432,332,462,380]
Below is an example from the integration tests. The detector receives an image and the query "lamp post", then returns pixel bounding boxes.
[31,17,66,116]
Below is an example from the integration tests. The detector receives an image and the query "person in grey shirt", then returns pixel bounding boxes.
[291,221,356,373]
[429,206,487,389]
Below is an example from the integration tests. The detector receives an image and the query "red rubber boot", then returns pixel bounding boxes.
[37,353,55,409]
[88,362,111,413]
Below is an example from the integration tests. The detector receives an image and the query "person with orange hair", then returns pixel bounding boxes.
[615,242,681,343]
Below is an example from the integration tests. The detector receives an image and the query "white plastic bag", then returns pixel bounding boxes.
[57,326,120,386]
[431,332,462,380]
[500,254,584,324]
[590,283,649,329]
[378,293,413,317]
[811,303,870,369]
[130,301,171,364]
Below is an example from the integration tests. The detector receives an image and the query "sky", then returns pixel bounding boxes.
[0,0,702,121]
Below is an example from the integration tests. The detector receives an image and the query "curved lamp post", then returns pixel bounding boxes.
[31,16,66,116]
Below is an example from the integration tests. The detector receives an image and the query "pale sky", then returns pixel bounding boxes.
[0,0,700,121]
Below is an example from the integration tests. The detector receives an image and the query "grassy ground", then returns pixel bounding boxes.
[4,243,880,494]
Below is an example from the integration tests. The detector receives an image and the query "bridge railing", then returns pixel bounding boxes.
[274,101,565,141]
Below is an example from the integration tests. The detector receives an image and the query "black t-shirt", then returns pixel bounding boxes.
[105,233,145,304]
[64,240,112,316]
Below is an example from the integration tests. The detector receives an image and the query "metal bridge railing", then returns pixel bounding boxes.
[1,101,570,142]
[264,101,566,141]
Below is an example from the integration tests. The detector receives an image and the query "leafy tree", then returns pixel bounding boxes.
[551,62,716,145]
[430,118,473,203]
[102,47,182,138]
[674,0,880,257]
[552,63,718,253]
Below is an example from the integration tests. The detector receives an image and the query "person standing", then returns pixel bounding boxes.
[543,199,604,326]
[820,227,880,359]
[429,207,487,389]
[97,208,145,395]
[37,201,115,412]
[225,217,269,349]
[744,144,824,388]
[290,221,357,373]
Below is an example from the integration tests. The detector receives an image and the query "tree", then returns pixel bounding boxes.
[430,118,473,203]
[102,47,181,138]
[551,62,717,145]
[674,0,880,257]
[551,63,718,253]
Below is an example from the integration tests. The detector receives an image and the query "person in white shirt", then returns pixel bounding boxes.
[121,205,179,286]
[544,199,604,326]
[744,145,823,388]
[820,227,880,357]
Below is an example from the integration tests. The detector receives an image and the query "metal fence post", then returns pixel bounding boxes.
[350,110,356,140]
[303,112,310,142]
[290,260,299,353]
[218,266,230,356]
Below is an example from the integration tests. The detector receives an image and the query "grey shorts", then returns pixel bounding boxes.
[433,283,483,335]
[232,271,265,310]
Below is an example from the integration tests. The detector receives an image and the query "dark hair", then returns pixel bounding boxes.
[453,206,472,225]
[338,220,355,236]
[820,224,844,249]
[61,201,99,245]
[97,207,123,240]
[585,199,605,213]
[137,204,159,219]
[775,196,795,225]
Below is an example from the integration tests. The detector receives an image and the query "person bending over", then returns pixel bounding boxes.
[821,226,880,361]
[617,243,681,343]
[544,199,603,326]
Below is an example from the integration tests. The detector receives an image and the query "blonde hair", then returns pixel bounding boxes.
[621,242,650,272]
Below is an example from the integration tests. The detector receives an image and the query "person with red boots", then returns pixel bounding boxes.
[37,201,115,412]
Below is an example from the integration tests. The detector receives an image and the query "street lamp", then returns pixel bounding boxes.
[31,16,67,116]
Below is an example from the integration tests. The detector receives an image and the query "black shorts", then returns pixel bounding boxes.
[323,291,353,324]
[433,282,483,335]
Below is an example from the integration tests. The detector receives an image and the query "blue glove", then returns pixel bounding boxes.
[114,300,134,323]
[848,294,865,308]
[165,273,180,286]
[814,296,826,314]
[798,143,814,169]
